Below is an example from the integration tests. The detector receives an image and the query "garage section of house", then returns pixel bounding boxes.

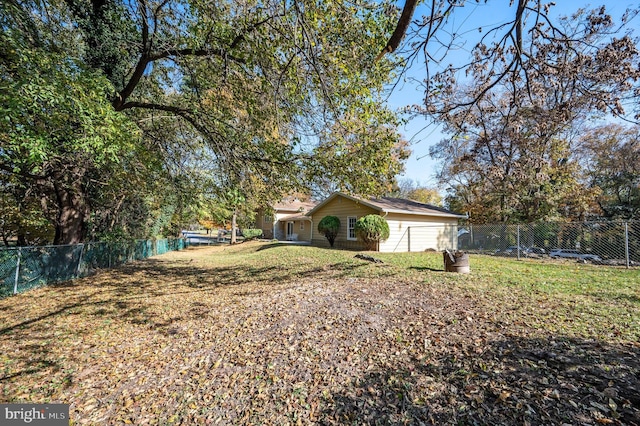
[307,192,467,252]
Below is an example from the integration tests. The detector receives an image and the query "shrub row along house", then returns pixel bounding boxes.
[255,192,466,252]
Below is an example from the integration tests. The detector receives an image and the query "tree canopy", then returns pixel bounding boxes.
[0,0,409,244]
[397,3,640,223]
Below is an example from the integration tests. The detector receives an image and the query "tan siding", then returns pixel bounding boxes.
[297,220,311,241]
[379,214,458,252]
[254,208,273,238]
[308,194,460,252]
[279,219,312,241]
[310,197,378,249]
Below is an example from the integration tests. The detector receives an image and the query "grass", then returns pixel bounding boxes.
[0,241,638,424]
[214,243,640,339]
[381,250,640,339]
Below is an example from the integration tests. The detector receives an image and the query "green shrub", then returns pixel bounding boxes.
[355,215,389,250]
[318,216,340,247]
[241,229,263,240]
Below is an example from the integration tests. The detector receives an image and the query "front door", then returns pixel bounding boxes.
[286,222,294,239]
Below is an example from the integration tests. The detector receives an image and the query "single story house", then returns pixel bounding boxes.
[306,192,467,252]
[254,199,317,241]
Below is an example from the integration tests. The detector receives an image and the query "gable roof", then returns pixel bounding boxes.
[272,200,317,213]
[306,192,467,219]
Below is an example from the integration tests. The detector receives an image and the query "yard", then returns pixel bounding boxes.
[1,242,638,425]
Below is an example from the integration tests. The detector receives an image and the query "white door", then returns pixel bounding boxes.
[287,222,294,239]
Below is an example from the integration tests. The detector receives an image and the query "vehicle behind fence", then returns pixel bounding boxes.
[0,238,188,298]
[394,221,638,267]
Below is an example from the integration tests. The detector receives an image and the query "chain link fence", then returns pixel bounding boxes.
[0,238,188,298]
[392,221,638,267]
[456,221,639,266]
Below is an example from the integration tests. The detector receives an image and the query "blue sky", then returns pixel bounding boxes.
[388,0,638,187]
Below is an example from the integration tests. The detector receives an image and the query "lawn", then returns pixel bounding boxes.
[1,242,638,425]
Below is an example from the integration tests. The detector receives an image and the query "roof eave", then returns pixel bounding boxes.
[382,209,467,219]
[306,192,467,219]
[306,192,382,216]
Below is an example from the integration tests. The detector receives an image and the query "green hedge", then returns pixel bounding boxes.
[318,216,340,247]
[242,229,263,240]
[355,215,390,251]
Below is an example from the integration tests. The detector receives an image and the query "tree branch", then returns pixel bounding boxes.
[147,48,245,63]
[375,0,419,62]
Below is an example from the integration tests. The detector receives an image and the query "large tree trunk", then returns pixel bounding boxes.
[230,210,237,245]
[53,177,90,245]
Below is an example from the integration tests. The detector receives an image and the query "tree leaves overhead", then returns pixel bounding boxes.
[425,7,640,223]
[394,1,640,120]
[1,0,408,243]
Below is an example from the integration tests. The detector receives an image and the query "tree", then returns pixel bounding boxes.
[427,7,639,224]
[318,216,341,248]
[381,2,640,120]
[1,0,410,244]
[431,90,596,223]
[224,190,245,245]
[0,26,145,243]
[355,215,390,251]
[306,103,411,199]
[578,124,640,220]
[391,179,442,206]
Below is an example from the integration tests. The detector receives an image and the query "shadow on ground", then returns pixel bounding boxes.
[320,335,640,425]
[0,253,376,337]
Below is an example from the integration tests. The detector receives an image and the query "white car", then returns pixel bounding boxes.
[549,249,602,262]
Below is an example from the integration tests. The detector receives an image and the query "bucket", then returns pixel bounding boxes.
[443,250,470,273]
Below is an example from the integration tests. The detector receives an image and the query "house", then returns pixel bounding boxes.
[254,199,317,241]
[306,192,466,252]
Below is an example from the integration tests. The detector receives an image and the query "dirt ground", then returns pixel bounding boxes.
[1,246,638,425]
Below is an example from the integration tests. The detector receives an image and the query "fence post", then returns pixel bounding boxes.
[517,225,521,260]
[76,243,84,277]
[625,222,630,269]
[13,248,21,295]
[407,227,411,252]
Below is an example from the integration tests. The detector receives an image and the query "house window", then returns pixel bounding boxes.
[347,216,357,240]
[264,215,272,223]
[300,221,304,230]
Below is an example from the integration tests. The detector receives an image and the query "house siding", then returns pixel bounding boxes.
[254,209,274,238]
[276,218,312,241]
[297,220,312,242]
[310,197,378,249]
[380,213,458,253]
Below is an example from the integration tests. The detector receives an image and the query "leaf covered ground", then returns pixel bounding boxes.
[1,242,639,425]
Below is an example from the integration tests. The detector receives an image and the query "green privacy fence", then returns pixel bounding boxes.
[0,238,188,298]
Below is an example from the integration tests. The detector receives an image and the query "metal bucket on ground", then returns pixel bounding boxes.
[443,250,470,273]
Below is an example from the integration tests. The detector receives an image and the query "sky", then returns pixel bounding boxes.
[387,0,638,187]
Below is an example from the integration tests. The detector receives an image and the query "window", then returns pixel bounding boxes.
[347,216,357,240]
[264,215,272,223]
[300,221,304,230]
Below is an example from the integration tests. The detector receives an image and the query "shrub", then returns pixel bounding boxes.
[318,216,340,247]
[241,229,263,240]
[355,215,389,251]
